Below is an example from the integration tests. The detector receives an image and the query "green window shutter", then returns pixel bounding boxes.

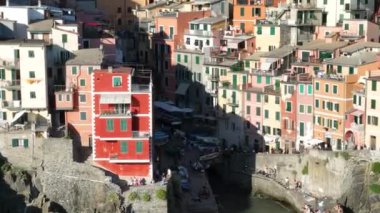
[28,50,34,58]
[12,139,18,147]
[333,120,338,129]
[270,26,275,35]
[3,112,6,120]
[372,80,377,91]
[307,106,312,114]
[349,67,354,74]
[358,96,361,105]
[315,99,319,108]
[256,107,261,116]
[240,23,245,33]
[222,90,226,98]
[88,67,93,74]
[286,102,291,112]
[136,141,143,153]
[184,55,188,63]
[29,71,35,78]
[299,84,304,94]
[113,77,121,86]
[240,8,244,16]
[120,141,128,153]
[14,49,19,59]
[251,8,254,16]
[177,54,181,62]
[266,76,270,84]
[120,119,127,131]
[23,139,29,148]
[247,92,251,101]
[333,85,338,94]
[195,56,200,64]
[337,65,342,73]
[300,122,304,136]
[0,69,5,79]
[232,74,237,89]
[353,95,357,104]
[80,94,86,102]
[371,100,376,109]
[325,84,329,93]
[317,117,321,125]
[315,82,319,90]
[190,24,194,30]
[72,66,77,75]
[340,0,344,4]
[256,94,261,102]
[246,106,251,114]
[299,105,305,113]
[245,60,250,68]
[80,79,86,86]
[205,67,209,74]
[106,119,114,131]
[1,90,5,100]
[257,75,262,83]
[275,112,280,121]
[344,23,349,30]
[359,24,364,36]
[257,26,262,35]
[264,110,269,119]
[275,96,279,104]
[243,76,247,86]
[335,104,339,112]
[307,85,312,94]
[80,112,86,120]
[62,34,67,43]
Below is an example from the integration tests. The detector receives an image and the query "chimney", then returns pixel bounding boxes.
[108,66,113,73]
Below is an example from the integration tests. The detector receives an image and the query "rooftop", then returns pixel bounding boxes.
[341,42,380,54]
[299,40,348,51]
[245,52,266,61]
[0,39,45,46]
[66,48,103,65]
[28,19,54,33]
[190,16,226,24]
[261,46,295,58]
[324,52,378,67]
[368,76,380,81]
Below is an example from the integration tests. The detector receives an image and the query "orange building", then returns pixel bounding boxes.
[232,0,281,33]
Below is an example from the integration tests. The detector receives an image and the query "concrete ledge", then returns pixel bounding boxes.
[252,175,305,212]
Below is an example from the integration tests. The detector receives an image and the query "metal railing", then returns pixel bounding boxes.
[131,84,150,92]
[100,110,132,117]
[2,100,21,109]
[0,58,20,69]
[184,29,214,37]
[0,80,20,88]
[132,131,150,138]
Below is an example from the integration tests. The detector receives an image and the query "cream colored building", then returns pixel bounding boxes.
[253,24,290,52]
[365,74,380,150]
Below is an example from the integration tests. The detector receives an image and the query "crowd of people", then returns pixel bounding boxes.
[129,177,147,186]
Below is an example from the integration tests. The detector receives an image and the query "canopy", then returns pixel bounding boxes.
[154,101,193,113]
[264,135,279,145]
[10,110,27,126]
[175,83,190,95]
[351,110,364,116]
[260,62,272,71]
[305,138,324,148]
[100,94,131,104]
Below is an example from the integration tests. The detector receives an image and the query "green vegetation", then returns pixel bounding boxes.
[142,192,151,202]
[302,162,309,175]
[222,81,230,87]
[230,61,244,72]
[128,191,140,201]
[340,152,351,160]
[370,184,380,194]
[106,192,119,203]
[1,162,11,173]
[156,188,167,200]
[372,162,380,174]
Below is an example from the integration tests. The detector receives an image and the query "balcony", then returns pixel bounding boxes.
[208,74,219,81]
[2,100,21,110]
[99,110,132,118]
[0,80,21,90]
[0,58,20,69]
[132,131,150,138]
[55,85,74,110]
[184,29,213,37]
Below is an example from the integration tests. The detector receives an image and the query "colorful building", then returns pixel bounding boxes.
[280,75,297,153]
[253,24,289,52]
[340,19,380,42]
[92,67,153,178]
[365,73,380,150]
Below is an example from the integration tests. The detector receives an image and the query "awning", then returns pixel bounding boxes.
[305,138,324,147]
[100,94,131,104]
[175,83,190,95]
[351,110,364,116]
[10,110,27,126]
[264,135,279,145]
[260,62,272,71]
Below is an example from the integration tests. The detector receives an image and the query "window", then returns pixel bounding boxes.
[113,76,122,87]
[286,102,292,112]
[333,85,338,94]
[136,141,143,153]
[266,76,270,84]
[344,23,349,30]
[117,18,122,26]
[275,112,280,121]
[257,25,262,35]
[299,84,304,94]
[315,82,319,90]
[195,56,200,64]
[184,55,188,63]
[120,141,128,153]
[240,23,245,33]
[66,94,70,101]
[28,50,34,58]
[30,91,36,99]
[222,90,226,98]
[0,90,5,100]
[240,8,244,16]
[256,8,261,16]
[120,119,127,131]
[169,27,174,39]
[80,112,86,120]
[29,71,35,78]
[323,0,327,4]
[0,69,4,80]
[337,65,342,73]
[325,84,329,93]
[264,110,269,119]
[334,103,339,112]
[307,85,312,95]
[372,80,377,91]
[246,106,251,114]
[177,54,181,62]
[307,106,312,114]
[264,95,268,103]
[80,79,86,86]
[58,94,62,101]
[79,94,86,103]
[256,107,261,116]
[300,122,305,136]
[62,34,67,43]
[371,99,376,109]
[256,94,261,102]
[117,7,122,13]
[247,92,251,101]
[270,26,275,35]
[299,105,305,113]
[205,67,209,74]
[275,96,280,104]
[353,95,357,104]
[333,120,338,129]
[72,66,77,75]
[127,7,132,13]
[88,67,93,74]
[349,67,354,74]
[340,0,344,4]
[257,75,262,83]
[106,119,114,131]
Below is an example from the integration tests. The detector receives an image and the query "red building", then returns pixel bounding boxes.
[92,67,153,178]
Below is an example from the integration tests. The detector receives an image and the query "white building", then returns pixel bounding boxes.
[316,0,374,27]
[0,39,50,129]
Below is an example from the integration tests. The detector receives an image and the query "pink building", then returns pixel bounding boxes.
[280,77,297,153]
[55,48,104,148]
[341,20,380,42]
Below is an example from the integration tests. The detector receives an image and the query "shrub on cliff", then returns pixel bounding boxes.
[142,192,151,202]
[370,184,380,194]
[340,152,350,160]
[128,191,140,201]
[372,162,380,174]
[106,192,119,203]
[302,163,309,175]
[156,188,167,200]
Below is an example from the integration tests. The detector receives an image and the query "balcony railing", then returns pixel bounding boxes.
[131,84,150,92]
[0,80,21,89]
[99,110,132,117]
[184,29,213,37]
[0,58,20,69]
[208,74,219,81]
[2,100,21,109]
[132,131,150,138]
